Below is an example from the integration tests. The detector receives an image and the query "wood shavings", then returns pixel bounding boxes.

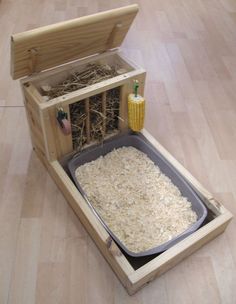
[75,147,198,253]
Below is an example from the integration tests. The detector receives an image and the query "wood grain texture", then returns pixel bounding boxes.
[11,5,138,79]
[1,0,236,302]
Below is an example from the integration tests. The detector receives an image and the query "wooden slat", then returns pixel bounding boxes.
[11,5,139,79]
[119,84,128,131]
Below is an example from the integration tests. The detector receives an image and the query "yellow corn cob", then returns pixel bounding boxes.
[128,93,145,131]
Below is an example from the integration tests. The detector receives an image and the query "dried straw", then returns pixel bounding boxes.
[70,87,120,151]
[41,63,123,151]
[41,63,118,99]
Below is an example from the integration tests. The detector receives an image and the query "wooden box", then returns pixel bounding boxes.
[11,5,232,295]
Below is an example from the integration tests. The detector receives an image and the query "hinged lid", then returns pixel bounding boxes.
[11,4,138,80]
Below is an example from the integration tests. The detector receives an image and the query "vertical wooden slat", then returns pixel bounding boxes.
[102,91,107,135]
[85,98,90,144]
[118,85,128,131]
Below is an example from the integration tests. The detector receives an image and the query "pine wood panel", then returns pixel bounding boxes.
[11,5,138,79]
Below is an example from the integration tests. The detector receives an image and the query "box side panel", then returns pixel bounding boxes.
[22,84,47,162]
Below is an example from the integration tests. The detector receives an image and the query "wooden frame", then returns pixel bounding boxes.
[18,48,232,296]
[12,6,232,294]
[31,127,232,295]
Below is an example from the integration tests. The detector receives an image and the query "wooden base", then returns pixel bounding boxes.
[33,129,233,295]
[16,32,233,295]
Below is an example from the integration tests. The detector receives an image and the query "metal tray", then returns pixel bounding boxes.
[68,133,207,257]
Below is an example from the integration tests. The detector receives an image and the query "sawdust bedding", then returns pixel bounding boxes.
[75,146,197,253]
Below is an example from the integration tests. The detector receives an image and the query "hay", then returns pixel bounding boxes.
[70,101,87,150]
[70,88,120,151]
[75,147,198,253]
[41,63,120,99]
[41,63,122,151]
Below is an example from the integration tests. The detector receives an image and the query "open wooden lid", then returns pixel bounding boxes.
[11,4,138,80]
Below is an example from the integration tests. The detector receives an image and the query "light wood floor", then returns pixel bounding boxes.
[1,0,236,303]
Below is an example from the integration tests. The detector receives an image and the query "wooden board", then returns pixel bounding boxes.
[32,128,232,295]
[21,85,47,158]
[11,5,138,79]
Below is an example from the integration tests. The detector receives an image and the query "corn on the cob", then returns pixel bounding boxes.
[128,80,145,131]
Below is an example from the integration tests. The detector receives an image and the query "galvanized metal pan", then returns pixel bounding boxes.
[68,132,207,257]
